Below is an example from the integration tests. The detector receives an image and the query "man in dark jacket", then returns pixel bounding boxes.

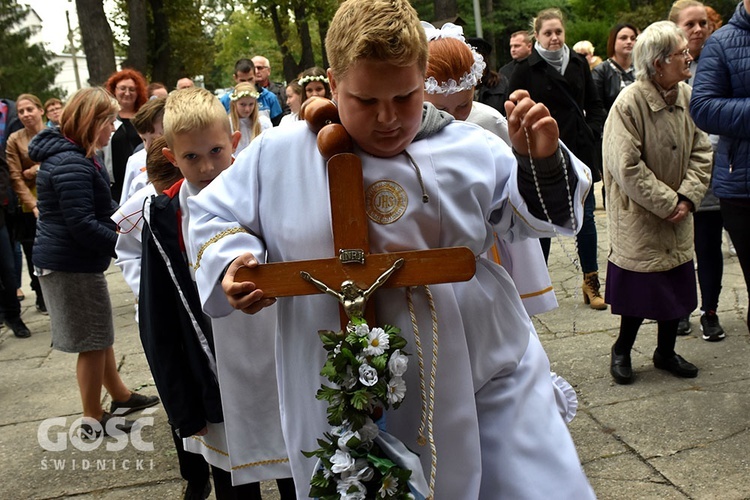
[499,31,533,81]
[691,0,750,332]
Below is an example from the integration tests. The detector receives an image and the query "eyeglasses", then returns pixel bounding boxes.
[116,86,137,94]
[671,48,690,59]
[254,66,269,71]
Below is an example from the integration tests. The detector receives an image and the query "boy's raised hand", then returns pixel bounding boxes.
[222,252,277,314]
[505,90,560,159]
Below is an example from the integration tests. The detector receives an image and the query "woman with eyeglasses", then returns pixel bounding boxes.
[103,69,148,202]
[603,21,712,384]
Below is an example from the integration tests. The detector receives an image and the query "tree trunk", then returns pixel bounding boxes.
[149,0,171,85]
[433,0,457,21]
[318,18,329,71]
[124,0,148,73]
[75,0,116,85]
[268,5,299,83]
[293,2,315,71]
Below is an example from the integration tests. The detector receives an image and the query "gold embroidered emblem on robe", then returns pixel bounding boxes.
[365,180,408,225]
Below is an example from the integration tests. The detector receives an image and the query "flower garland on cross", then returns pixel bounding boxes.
[301,261,424,499]
[303,318,416,499]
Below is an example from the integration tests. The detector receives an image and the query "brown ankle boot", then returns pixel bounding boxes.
[582,272,607,310]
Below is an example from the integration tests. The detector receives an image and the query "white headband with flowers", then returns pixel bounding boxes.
[421,21,486,95]
[230,89,260,101]
[298,74,329,87]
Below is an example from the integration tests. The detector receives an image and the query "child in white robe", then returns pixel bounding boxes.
[141,88,294,498]
[188,1,595,498]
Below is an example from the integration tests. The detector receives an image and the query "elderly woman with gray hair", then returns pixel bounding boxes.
[603,20,712,385]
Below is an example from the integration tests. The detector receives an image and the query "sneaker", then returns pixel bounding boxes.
[5,318,30,338]
[110,392,160,416]
[78,411,135,439]
[676,316,691,336]
[701,311,726,342]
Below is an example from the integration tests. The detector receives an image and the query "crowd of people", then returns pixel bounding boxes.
[2,0,750,498]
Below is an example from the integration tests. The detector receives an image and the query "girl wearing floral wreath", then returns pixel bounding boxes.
[228,82,272,156]
[298,66,331,101]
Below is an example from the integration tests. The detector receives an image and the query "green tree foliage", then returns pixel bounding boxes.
[0,0,64,100]
[109,0,215,88]
[241,0,337,83]
[211,8,292,88]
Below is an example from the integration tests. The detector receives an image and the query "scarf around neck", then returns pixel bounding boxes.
[535,41,570,75]
[652,80,680,106]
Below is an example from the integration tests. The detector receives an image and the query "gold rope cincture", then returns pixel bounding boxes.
[524,127,581,331]
[405,285,438,500]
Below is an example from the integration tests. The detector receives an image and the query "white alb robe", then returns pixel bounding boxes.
[180,181,291,484]
[119,147,147,206]
[188,119,595,499]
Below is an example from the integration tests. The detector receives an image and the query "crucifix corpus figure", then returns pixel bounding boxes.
[301,258,404,320]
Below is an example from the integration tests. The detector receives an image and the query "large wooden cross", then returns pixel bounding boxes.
[235,99,476,329]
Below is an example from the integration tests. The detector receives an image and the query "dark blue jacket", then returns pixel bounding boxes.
[29,127,118,272]
[690,2,750,199]
[139,180,223,437]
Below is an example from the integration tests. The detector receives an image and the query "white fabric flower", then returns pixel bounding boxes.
[341,458,374,482]
[379,474,399,497]
[330,449,356,474]
[363,327,389,356]
[358,418,379,442]
[359,363,379,387]
[388,349,408,377]
[386,376,407,405]
[337,475,366,499]
[337,430,358,451]
[354,324,369,338]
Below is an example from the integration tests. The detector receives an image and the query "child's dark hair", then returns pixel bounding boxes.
[147,136,183,193]
[132,97,166,135]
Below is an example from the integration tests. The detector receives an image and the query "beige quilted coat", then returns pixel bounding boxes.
[603,79,712,273]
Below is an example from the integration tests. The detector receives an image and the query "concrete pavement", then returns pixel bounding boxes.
[1,204,748,499]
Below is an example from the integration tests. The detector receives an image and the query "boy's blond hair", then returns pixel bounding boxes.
[163,87,230,147]
[326,0,428,79]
